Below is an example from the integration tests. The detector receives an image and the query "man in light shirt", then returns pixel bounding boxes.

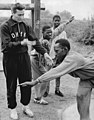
[19,38,94,120]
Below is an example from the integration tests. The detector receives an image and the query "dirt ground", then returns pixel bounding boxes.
[0,40,94,120]
[0,71,80,120]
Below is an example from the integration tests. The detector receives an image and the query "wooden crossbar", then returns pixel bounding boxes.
[0,3,45,10]
[0,1,45,38]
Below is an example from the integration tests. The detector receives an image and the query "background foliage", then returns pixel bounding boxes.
[0,10,94,45]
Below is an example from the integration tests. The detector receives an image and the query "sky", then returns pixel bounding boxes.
[0,0,94,20]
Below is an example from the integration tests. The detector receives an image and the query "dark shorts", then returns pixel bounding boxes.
[79,79,94,88]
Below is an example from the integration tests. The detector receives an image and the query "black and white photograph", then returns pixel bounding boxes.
[0,0,94,120]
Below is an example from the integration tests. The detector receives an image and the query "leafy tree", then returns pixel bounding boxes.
[60,10,72,20]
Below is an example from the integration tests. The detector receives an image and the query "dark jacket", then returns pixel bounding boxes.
[0,16,46,55]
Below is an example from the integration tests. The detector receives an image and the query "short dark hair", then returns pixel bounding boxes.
[11,3,25,13]
[53,15,61,21]
[55,39,70,50]
[42,25,51,33]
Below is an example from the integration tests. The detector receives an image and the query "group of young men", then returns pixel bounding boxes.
[0,2,71,120]
[1,2,94,120]
[30,14,70,105]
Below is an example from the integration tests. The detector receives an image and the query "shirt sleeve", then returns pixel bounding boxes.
[37,55,78,82]
[50,24,67,59]
[27,25,47,55]
[33,40,47,55]
[52,23,66,39]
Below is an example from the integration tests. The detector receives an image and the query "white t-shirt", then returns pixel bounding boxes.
[50,27,67,59]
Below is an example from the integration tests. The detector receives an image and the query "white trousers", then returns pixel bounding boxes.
[30,55,49,98]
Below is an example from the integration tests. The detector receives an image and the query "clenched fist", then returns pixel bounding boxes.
[21,39,28,46]
[42,39,50,53]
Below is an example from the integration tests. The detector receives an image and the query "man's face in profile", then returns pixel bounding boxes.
[13,9,25,22]
[54,43,68,65]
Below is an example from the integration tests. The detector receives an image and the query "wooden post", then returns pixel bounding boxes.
[28,0,35,53]
[31,0,34,29]
[34,0,40,39]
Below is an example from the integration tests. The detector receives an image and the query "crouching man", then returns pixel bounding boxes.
[19,38,94,120]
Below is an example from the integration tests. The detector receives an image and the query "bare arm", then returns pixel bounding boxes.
[18,52,86,87]
[18,55,77,87]
[37,55,77,83]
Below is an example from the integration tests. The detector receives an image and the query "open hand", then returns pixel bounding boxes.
[18,81,33,87]
[18,81,38,87]
[42,39,50,52]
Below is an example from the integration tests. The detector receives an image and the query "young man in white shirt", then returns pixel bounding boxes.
[46,15,68,97]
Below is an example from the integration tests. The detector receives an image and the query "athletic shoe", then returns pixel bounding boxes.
[10,108,18,120]
[43,92,49,97]
[55,90,64,97]
[34,98,48,105]
[22,105,34,117]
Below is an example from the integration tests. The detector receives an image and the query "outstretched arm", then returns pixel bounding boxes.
[66,16,74,25]
[18,54,78,87]
[52,16,74,39]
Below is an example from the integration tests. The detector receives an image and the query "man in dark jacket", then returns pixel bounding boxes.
[0,3,53,120]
